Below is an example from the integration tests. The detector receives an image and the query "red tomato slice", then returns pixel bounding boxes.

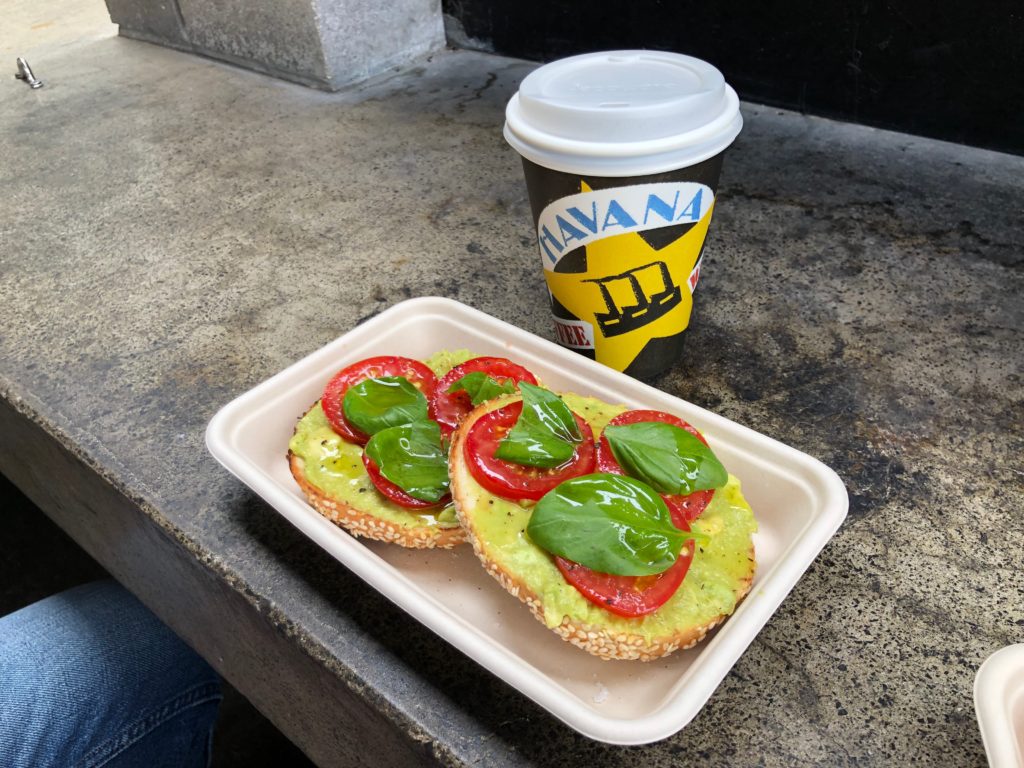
[554,536,696,618]
[430,357,538,438]
[464,401,596,501]
[596,409,715,525]
[663,491,715,526]
[321,356,437,445]
[361,453,450,509]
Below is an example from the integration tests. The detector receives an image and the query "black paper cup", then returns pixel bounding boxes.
[505,51,742,378]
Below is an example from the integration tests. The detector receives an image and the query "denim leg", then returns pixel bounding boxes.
[0,579,223,768]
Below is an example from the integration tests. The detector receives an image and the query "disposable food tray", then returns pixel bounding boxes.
[206,296,849,744]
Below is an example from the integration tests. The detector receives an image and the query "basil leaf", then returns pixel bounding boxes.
[494,382,581,469]
[447,371,517,406]
[342,376,427,436]
[527,474,697,576]
[604,422,727,495]
[364,420,450,503]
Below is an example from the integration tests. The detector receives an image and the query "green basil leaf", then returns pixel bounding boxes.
[527,474,699,576]
[494,382,581,469]
[604,422,727,495]
[447,371,517,406]
[342,376,427,436]
[364,420,450,503]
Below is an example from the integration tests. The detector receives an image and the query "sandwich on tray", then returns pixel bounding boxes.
[289,349,757,659]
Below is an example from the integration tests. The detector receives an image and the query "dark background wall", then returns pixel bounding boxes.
[443,0,1023,155]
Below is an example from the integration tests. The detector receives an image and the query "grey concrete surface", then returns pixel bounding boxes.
[1,0,115,59]
[105,0,444,90]
[1,23,1022,768]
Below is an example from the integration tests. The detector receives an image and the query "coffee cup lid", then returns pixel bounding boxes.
[504,50,742,177]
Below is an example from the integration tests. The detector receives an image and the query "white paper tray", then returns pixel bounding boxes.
[206,296,848,744]
[975,644,1024,768]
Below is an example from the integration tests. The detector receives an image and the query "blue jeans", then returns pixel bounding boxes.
[0,580,222,768]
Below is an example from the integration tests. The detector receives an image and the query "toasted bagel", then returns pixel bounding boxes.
[288,403,466,549]
[450,394,757,661]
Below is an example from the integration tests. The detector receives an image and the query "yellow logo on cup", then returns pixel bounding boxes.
[543,182,714,372]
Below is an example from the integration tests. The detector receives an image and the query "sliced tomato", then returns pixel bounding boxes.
[554,536,695,618]
[662,491,715,525]
[596,409,715,525]
[430,357,539,438]
[464,401,595,501]
[362,453,450,509]
[321,356,437,445]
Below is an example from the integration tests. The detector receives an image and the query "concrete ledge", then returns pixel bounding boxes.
[2,35,1020,766]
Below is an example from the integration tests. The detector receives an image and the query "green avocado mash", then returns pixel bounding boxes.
[462,393,758,641]
[288,349,475,530]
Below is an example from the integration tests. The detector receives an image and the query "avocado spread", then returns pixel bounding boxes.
[462,393,758,642]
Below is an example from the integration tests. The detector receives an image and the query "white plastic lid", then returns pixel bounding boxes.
[504,50,742,177]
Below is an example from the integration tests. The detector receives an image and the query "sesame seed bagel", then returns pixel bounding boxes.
[288,403,466,549]
[449,394,758,661]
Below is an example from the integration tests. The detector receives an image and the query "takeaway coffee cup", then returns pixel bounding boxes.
[504,50,742,378]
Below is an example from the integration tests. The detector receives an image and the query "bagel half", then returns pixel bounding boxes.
[450,393,757,661]
[288,402,467,549]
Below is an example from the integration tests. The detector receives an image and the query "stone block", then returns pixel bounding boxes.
[107,0,445,90]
